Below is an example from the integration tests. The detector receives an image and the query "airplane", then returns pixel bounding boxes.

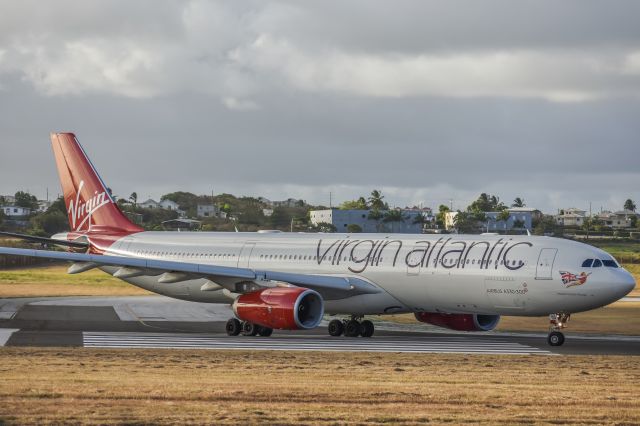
[0,133,635,346]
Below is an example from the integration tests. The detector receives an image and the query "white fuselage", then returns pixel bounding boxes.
[97,231,635,317]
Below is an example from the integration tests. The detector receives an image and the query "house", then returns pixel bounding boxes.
[197,204,221,218]
[0,195,16,204]
[262,208,274,217]
[158,199,185,217]
[37,200,53,213]
[2,206,32,217]
[597,210,639,228]
[139,199,160,209]
[555,208,587,227]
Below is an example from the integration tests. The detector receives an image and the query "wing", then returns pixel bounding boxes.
[0,231,89,249]
[0,246,381,299]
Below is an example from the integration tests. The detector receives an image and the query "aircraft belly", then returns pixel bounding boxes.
[379,270,496,314]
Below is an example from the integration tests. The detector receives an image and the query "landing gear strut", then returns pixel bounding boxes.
[327,316,375,338]
[225,318,273,337]
[547,313,570,346]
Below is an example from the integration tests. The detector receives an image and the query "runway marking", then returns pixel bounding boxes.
[0,329,19,346]
[83,332,552,355]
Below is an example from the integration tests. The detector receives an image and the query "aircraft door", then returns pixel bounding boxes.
[238,242,256,268]
[535,248,557,280]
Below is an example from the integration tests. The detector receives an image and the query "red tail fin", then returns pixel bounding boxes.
[50,133,143,234]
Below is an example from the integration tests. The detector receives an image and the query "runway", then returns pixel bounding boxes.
[2,295,639,356]
[82,331,552,354]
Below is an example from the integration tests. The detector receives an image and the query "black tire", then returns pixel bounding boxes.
[360,320,374,338]
[328,319,344,337]
[226,318,241,336]
[257,326,273,337]
[241,321,259,336]
[547,331,565,346]
[344,320,361,337]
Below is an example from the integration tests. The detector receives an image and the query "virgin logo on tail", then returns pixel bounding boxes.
[68,180,112,231]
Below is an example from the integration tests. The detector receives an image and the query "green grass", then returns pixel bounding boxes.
[587,241,640,263]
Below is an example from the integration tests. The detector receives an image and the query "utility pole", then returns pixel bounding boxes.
[329,191,332,208]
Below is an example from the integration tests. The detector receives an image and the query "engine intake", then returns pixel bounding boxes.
[232,287,324,330]
[414,312,500,332]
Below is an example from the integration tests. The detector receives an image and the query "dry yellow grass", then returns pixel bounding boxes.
[0,265,151,297]
[623,263,640,297]
[0,348,638,425]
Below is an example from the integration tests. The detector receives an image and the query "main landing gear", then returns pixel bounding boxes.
[328,316,375,338]
[547,313,570,346]
[225,318,273,337]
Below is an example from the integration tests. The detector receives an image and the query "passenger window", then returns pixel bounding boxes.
[581,259,593,267]
[592,259,603,267]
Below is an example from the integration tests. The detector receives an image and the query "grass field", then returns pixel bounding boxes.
[588,241,640,263]
[0,265,151,297]
[0,348,638,425]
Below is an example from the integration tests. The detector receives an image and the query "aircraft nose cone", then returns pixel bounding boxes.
[620,271,636,296]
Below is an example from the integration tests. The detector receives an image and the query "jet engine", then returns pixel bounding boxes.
[414,312,500,332]
[232,287,324,330]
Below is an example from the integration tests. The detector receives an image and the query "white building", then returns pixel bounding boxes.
[2,206,32,217]
[262,208,274,217]
[445,207,537,232]
[555,208,586,227]
[139,199,160,209]
[597,210,639,228]
[37,200,53,213]
[197,204,221,218]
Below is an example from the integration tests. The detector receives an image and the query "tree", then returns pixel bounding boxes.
[383,209,406,232]
[624,199,636,212]
[630,215,638,228]
[311,222,337,233]
[339,197,367,210]
[31,211,68,235]
[496,209,511,231]
[368,190,387,210]
[468,193,504,213]
[512,197,526,208]
[14,191,38,210]
[453,211,483,233]
[129,192,138,206]
[0,209,5,229]
[346,224,362,233]
[435,204,450,228]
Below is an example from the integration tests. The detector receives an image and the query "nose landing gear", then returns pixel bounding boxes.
[547,313,570,346]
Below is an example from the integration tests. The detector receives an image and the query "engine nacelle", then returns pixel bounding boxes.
[414,312,500,332]
[232,287,324,330]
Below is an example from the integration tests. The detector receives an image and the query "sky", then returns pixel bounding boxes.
[0,1,638,214]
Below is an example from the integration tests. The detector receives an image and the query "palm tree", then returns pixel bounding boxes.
[383,209,405,232]
[368,190,386,210]
[496,209,511,232]
[512,197,526,208]
[624,199,636,212]
[129,192,138,206]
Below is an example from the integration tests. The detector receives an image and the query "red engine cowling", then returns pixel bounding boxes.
[414,312,500,331]
[232,287,324,330]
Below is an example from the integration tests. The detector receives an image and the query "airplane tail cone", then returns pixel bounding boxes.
[50,133,143,235]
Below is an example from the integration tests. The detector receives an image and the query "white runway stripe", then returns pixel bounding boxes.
[83,332,552,355]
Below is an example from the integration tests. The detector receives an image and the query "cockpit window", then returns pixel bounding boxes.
[601,259,619,268]
[581,259,593,267]
[592,259,603,267]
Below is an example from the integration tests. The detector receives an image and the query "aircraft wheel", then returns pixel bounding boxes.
[547,331,565,346]
[344,320,361,337]
[226,318,241,336]
[328,319,344,337]
[257,326,273,337]
[241,321,259,336]
[360,320,374,338]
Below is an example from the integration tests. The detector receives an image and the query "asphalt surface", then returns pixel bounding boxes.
[1,295,639,356]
